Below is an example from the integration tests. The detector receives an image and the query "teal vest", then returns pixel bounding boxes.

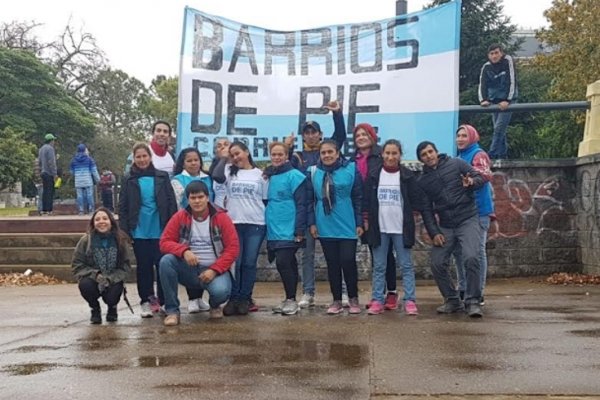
[312,162,357,239]
[266,169,306,241]
[173,173,214,208]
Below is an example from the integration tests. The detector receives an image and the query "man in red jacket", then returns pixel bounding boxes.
[159,180,239,326]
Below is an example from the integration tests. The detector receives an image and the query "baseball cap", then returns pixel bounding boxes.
[301,121,321,134]
[44,133,57,141]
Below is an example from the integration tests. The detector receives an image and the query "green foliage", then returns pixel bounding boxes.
[0,127,36,191]
[0,47,96,156]
[145,75,178,131]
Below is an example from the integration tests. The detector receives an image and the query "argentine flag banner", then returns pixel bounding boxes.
[177,1,461,161]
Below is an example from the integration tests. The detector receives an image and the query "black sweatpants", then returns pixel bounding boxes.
[79,277,123,309]
[320,239,359,301]
[274,247,299,300]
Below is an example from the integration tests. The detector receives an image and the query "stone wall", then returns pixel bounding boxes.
[256,158,583,281]
[575,154,600,275]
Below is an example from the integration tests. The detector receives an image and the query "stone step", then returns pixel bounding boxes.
[0,233,82,248]
[0,216,90,233]
[0,247,76,265]
[27,203,79,216]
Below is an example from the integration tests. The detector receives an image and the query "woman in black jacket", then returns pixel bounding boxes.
[119,142,177,318]
[362,139,424,315]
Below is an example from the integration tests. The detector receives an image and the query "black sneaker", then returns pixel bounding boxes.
[436,300,465,314]
[236,300,249,315]
[223,300,238,316]
[479,296,485,306]
[106,307,118,322]
[466,303,483,318]
[90,308,102,324]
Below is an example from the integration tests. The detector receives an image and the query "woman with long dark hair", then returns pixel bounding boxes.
[72,207,131,324]
[212,141,268,316]
[119,142,177,318]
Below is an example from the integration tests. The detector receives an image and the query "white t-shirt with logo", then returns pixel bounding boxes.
[377,170,403,234]
[224,165,268,225]
[190,217,217,267]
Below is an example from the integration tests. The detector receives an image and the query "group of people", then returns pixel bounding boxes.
[71,102,497,325]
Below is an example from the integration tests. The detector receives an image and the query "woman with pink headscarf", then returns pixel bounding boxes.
[455,124,495,305]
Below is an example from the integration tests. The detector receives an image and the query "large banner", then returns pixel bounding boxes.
[177,1,460,161]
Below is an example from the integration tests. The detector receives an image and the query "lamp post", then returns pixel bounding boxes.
[396,0,407,15]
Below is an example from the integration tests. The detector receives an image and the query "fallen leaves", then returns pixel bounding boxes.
[0,272,67,287]
[546,272,600,285]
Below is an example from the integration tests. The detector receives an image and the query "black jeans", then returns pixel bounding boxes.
[101,190,114,211]
[320,239,359,301]
[41,172,55,212]
[274,247,299,300]
[132,239,164,304]
[79,277,123,309]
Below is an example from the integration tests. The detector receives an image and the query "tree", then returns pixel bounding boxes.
[0,127,36,192]
[145,75,178,131]
[427,0,521,94]
[534,0,600,101]
[0,47,96,150]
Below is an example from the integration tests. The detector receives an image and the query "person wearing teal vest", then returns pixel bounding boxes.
[264,142,310,316]
[308,140,363,315]
[171,147,215,314]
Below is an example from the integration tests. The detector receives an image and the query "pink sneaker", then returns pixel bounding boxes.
[384,292,399,310]
[367,300,384,315]
[148,295,161,313]
[365,299,373,309]
[404,300,418,315]
[348,297,361,314]
[248,299,259,312]
[327,301,343,315]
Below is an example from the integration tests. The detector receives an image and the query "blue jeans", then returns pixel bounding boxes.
[489,109,513,159]
[76,186,95,214]
[231,224,266,302]
[299,228,316,296]
[371,233,416,304]
[159,254,232,314]
[455,215,490,295]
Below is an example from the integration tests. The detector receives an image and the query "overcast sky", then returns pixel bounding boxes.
[2,0,553,84]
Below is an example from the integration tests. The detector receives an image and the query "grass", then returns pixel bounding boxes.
[0,207,35,217]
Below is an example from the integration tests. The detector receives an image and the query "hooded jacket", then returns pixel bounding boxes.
[70,145,100,188]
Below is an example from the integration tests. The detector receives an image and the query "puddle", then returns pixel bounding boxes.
[79,364,122,371]
[3,363,59,376]
[569,328,600,338]
[77,328,126,351]
[445,360,500,371]
[565,315,600,323]
[10,345,66,353]
[510,306,575,314]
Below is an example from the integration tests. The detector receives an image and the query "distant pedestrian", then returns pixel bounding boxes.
[71,207,131,324]
[478,43,518,159]
[99,167,116,211]
[70,144,100,215]
[38,133,58,214]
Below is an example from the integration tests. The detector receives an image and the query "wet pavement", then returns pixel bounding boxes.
[1,278,599,399]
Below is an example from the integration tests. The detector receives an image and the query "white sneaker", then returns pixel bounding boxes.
[298,293,315,308]
[140,302,153,318]
[188,298,210,313]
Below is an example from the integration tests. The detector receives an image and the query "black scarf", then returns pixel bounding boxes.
[90,232,119,275]
[317,158,347,215]
[263,161,293,178]
[130,163,156,177]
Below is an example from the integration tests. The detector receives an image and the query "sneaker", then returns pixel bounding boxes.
[188,298,201,314]
[480,296,485,306]
[298,293,315,308]
[209,307,223,319]
[367,300,384,315]
[365,299,373,309]
[248,299,259,312]
[90,308,102,324]
[106,307,118,322]
[148,295,161,313]
[236,300,249,315]
[384,292,399,310]
[281,299,299,315]
[466,303,483,318]
[436,300,465,314]
[163,313,180,326]
[272,301,284,314]
[341,293,350,308]
[348,297,361,314]
[327,301,343,315]
[404,300,419,316]
[140,302,153,318]
[223,300,238,316]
